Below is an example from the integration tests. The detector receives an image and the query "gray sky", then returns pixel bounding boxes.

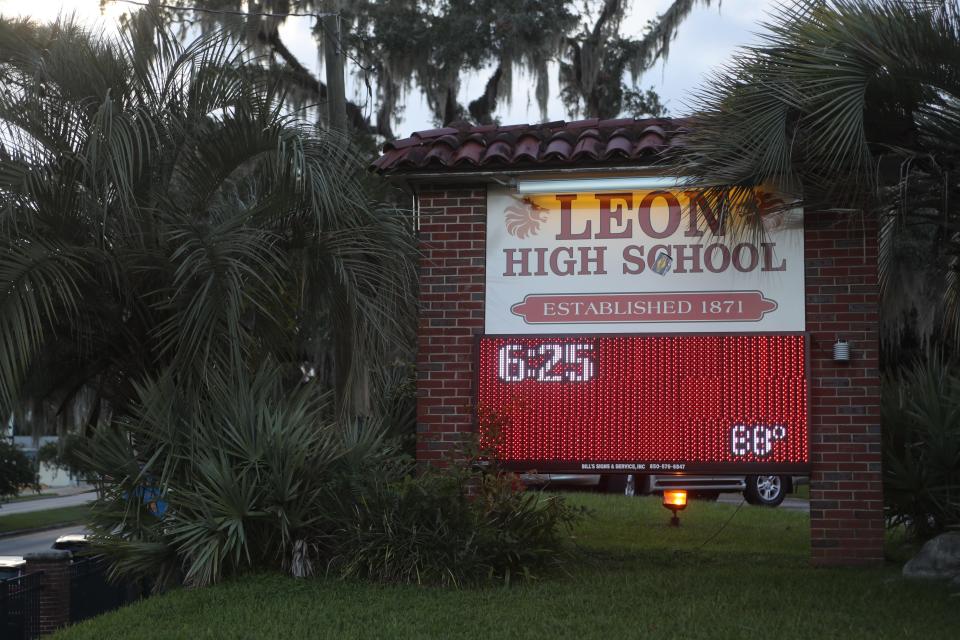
[1,0,782,135]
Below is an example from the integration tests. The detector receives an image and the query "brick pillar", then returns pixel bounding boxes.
[24,550,72,635]
[805,212,884,565]
[415,184,486,466]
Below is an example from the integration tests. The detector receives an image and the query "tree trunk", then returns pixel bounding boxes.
[468,64,504,125]
[257,29,372,133]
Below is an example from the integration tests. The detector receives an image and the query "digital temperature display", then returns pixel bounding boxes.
[477,334,810,473]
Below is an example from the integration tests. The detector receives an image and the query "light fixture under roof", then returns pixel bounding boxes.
[515,176,686,194]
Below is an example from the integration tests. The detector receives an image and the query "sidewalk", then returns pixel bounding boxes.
[0,490,96,516]
[44,485,95,497]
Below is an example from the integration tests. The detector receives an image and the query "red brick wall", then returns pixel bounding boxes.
[415,185,487,465]
[415,187,885,566]
[24,551,72,635]
[805,212,884,565]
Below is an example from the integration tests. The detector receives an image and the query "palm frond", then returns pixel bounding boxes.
[669,0,960,353]
[0,12,416,430]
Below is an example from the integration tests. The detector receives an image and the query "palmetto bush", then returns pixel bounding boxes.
[84,364,581,590]
[82,362,398,589]
[882,354,960,538]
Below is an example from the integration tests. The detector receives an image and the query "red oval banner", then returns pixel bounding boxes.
[510,291,778,324]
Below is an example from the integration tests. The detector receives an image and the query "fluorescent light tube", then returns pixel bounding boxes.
[515,176,685,194]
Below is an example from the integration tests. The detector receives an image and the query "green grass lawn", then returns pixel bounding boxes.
[54,493,956,640]
[0,505,90,534]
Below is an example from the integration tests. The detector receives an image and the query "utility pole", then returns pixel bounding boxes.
[322,9,347,132]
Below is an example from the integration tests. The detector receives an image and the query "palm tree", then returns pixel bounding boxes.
[668,0,960,357]
[0,12,416,434]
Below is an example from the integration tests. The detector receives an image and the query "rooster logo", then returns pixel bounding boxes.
[505,198,547,238]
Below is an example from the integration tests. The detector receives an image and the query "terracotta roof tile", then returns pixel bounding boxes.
[434,134,460,149]
[543,136,573,162]
[412,126,459,139]
[482,139,513,164]
[370,117,683,174]
[452,139,485,165]
[634,131,665,156]
[571,129,602,161]
[423,144,454,166]
[603,130,634,159]
[565,117,599,129]
[396,146,426,168]
[511,133,541,163]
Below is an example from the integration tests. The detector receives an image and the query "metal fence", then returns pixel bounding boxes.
[0,571,41,640]
[69,556,133,624]
[1,556,141,638]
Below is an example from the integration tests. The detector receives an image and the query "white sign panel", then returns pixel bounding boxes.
[485,185,805,334]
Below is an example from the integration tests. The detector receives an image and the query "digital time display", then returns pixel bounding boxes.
[477,334,810,474]
[497,343,597,382]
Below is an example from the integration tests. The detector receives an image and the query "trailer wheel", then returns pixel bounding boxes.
[744,475,786,506]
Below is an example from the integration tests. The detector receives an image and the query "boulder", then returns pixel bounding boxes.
[903,532,960,582]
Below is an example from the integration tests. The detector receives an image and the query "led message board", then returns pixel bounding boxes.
[477,334,810,474]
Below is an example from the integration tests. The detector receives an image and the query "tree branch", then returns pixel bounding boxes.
[591,0,624,41]
[257,29,373,133]
[467,64,503,125]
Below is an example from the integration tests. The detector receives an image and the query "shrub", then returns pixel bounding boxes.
[882,353,960,537]
[84,363,582,591]
[37,434,96,484]
[328,468,584,587]
[0,438,37,501]
[82,361,398,590]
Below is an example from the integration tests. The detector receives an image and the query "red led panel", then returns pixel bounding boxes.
[476,334,810,474]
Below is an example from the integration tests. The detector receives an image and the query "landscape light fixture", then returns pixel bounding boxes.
[662,490,688,527]
[832,339,851,363]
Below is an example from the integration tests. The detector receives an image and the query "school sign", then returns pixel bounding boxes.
[372,118,883,566]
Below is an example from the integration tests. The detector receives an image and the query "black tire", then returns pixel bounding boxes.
[743,475,786,507]
[600,474,637,496]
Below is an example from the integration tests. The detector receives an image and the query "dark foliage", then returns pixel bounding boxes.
[81,361,387,589]
[37,435,96,484]
[82,361,581,590]
[670,0,960,356]
[883,353,960,537]
[0,13,416,432]
[0,438,38,501]
[328,468,584,587]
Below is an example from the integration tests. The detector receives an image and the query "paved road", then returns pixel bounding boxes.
[0,492,95,516]
[717,494,810,512]
[0,525,87,556]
